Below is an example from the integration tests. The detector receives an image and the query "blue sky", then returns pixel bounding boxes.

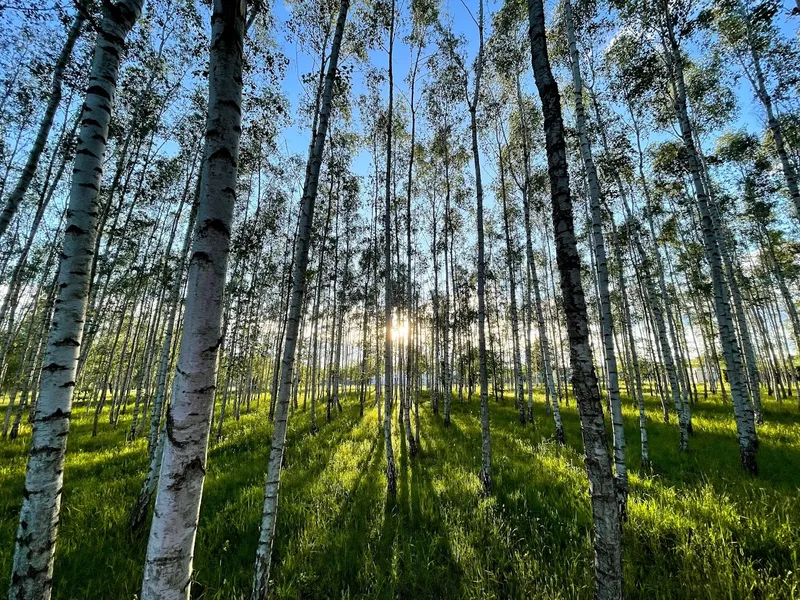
[269,0,799,224]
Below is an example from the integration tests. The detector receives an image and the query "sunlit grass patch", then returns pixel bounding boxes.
[1,385,798,599]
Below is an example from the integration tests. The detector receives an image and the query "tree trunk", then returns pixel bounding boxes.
[142,3,245,597]
[442,130,452,426]
[129,195,197,530]
[564,0,627,515]
[739,3,800,221]
[526,0,623,596]
[8,3,144,598]
[514,76,563,440]
[466,0,491,495]
[610,213,649,468]
[249,2,350,596]
[497,133,525,424]
[0,12,84,238]
[661,3,758,473]
[381,0,399,503]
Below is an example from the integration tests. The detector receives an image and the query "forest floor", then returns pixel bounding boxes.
[1,386,799,599]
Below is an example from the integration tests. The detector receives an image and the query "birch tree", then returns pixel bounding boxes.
[8,2,145,598]
[0,10,84,239]
[250,1,351,596]
[562,0,628,514]
[142,2,246,597]
[526,0,623,596]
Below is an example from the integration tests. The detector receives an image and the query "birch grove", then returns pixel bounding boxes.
[1,0,799,598]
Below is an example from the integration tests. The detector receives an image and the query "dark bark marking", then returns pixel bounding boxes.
[203,336,223,354]
[191,251,212,264]
[86,84,112,100]
[207,146,235,164]
[219,99,242,115]
[76,148,100,159]
[165,407,187,448]
[41,408,71,422]
[166,456,206,491]
[199,218,231,237]
[98,39,122,60]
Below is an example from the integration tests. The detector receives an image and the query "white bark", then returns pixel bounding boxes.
[513,76,563,441]
[382,0,399,502]
[706,195,762,422]
[527,0,622,594]
[442,135,452,426]
[737,2,800,220]
[633,230,689,450]
[250,2,350,596]
[8,3,144,598]
[465,0,492,495]
[661,8,758,472]
[610,212,649,467]
[497,137,525,424]
[564,0,627,514]
[142,2,245,597]
[0,12,84,239]
[130,197,197,531]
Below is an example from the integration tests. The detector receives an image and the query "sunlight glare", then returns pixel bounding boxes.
[390,322,409,340]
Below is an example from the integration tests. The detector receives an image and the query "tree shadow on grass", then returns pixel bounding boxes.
[3,387,799,600]
[192,399,368,596]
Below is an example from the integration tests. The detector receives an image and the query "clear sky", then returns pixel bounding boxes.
[270,0,799,223]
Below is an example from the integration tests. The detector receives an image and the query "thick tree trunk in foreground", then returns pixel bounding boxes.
[8,2,144,598]
[526,0,623,597]
[250,2,350,597]
[142,3,245,598]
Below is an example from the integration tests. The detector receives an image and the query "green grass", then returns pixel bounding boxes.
[1,386,799,599]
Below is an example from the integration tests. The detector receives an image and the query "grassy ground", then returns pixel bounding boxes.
[1,386,799,599]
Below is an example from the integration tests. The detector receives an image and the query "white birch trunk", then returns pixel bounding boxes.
[527,0,623,595]
[129,198,197,531]
[738,3,800,220]
[8,3,144,598]
[661,10,758,472]
[463,0,492,494]
[610,212,649,467]
[497,137,525,424]
[382,0,399,502]
[564,0,627,514]
[141,3,245,597]
[0,12,84,238]
[514,76,563,441]
[250,2,350,596]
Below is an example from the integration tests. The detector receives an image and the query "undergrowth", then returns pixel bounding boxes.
[1,386,798,599]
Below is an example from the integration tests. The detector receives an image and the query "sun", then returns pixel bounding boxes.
[390,322,409,341]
